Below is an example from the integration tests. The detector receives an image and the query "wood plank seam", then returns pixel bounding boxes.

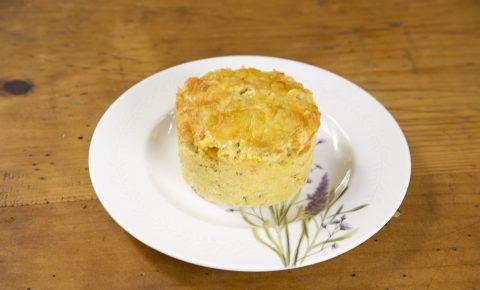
[0,195,96,208]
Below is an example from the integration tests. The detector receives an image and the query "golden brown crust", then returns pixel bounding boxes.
[176,68,320,162]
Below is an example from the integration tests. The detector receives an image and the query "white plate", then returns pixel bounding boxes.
[89,56,411,271]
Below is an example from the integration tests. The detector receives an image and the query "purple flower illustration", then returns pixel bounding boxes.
[331,243,338,249]
[304,173,329,217]
[339,222,352,231]
[341,214,346,221]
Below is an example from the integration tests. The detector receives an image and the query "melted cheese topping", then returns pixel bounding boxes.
[176,68,320,161]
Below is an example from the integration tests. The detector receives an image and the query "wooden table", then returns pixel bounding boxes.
[1,1,479,289]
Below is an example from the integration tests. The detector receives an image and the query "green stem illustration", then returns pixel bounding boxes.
[238,171,368,267]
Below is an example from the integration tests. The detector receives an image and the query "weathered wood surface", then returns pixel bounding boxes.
[1,0,479,289]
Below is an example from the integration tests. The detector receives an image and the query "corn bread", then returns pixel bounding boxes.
[176,68,320,206]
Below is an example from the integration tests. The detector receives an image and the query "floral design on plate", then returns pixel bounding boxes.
[228,140,368,267]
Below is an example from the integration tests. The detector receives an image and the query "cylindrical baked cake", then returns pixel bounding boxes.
[176,68,320,206]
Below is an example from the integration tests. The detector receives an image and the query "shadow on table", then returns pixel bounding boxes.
[125,233,302,287]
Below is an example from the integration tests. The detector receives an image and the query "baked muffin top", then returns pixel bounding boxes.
[176,68,320,161]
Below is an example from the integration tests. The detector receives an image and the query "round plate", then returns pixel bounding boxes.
[89,56,411,271]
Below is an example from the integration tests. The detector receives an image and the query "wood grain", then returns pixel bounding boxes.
[1,0,479,289]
